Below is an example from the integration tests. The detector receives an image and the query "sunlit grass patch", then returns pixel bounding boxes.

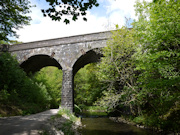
[58,107,81,123]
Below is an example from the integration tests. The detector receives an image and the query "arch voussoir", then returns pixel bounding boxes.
[8,31,112,112]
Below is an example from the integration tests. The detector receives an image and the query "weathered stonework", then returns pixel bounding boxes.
[61,69,74,112]
[8,31,112,112]
[10,39,108,70]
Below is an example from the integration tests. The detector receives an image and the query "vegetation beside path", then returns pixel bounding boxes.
[0,53,61,116]
[40,108,81,135]
[0,0,179,134]
[94,0,180,133]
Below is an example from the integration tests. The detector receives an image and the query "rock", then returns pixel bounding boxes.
[42,115,82,135]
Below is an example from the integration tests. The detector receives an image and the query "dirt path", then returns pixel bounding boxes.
[0,109,59,135]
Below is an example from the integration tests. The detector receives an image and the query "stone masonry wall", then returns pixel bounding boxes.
[8,31,112,112]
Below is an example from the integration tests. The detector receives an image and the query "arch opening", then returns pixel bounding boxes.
[73,48,103,75]
[73,48,104,112]
[20,54,62,74]
[33,66,63,109]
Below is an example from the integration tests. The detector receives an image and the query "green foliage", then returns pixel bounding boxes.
[33,67,63,108]
[0,0,32,41]
[84,106,106,112]
[133,116,145,125]
[42,0,99,24]
[0,40,22,45]
[95,26,138,114]
[50,108,80,135]
[61,120,75,135]
[132,0,180,131]
[95,90,121,113]
[97,26,136,85]
[77,105,107,116]
[58,107,80,123]
[74,63,103,107]
[0,53,51,116]
[82,110,107,117]
[94,1,179,132]
[0,0,99,41]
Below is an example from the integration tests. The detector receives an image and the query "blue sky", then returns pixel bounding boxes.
[15,0,151,43]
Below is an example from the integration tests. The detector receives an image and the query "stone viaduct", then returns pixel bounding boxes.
[6,31,112,112]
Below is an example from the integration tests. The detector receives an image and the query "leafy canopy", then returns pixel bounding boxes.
[74,63,103,107]
[0,0,32,41]
[42,0,99,24]
[0,53,51,115]
[133,0,180,92]
[0,0,99,41]
[95,26,138,113]
[132,0,180,130]
[33,66,63,108]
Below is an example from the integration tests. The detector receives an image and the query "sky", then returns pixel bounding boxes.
[15,0,150,43]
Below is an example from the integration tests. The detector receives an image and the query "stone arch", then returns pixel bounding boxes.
[73,48,103,75]
[20,54,62,74]
[60,48,103,112]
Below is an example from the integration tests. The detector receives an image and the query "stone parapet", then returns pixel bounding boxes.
[9,31,112,52]
[8,31,112,112]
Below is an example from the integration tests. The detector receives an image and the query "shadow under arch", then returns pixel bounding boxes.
[73,48,103,75]
[20,54,62,74]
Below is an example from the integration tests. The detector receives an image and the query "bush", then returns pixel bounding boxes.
[0,52,51,116]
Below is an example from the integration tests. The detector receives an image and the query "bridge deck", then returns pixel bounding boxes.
[9,31,112,52]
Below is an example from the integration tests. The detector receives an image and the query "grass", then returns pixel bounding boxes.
[61,120,75,135]
[79,106,107,117]
[85,106,106,112]
[49,107,81,135]
[58,107,80,123]
[133,116,145,125]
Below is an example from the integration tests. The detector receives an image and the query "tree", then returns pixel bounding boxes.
[42,0,99,24]
[74,63,103,108]
[0,40,23,45]
[0,0,99,41]
[33,66,63,108]
[95,26,138,114]
[0,53,51,116]
[133,0,180,131]
[0,0,32,41]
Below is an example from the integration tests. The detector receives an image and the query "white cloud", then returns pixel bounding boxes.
[16,0,112,42]
[16,0,152,43]
[17,11,109,42]
[106,0,137,21]
[105,0,152,23]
